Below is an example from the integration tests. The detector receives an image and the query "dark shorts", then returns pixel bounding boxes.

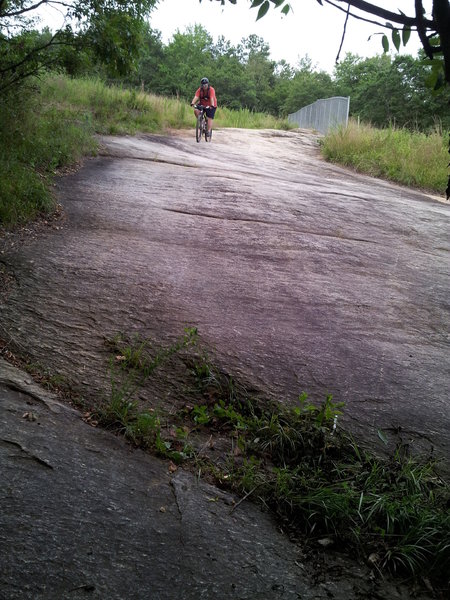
[205,106,216,119]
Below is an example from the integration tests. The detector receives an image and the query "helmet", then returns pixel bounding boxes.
[200,77,209,85]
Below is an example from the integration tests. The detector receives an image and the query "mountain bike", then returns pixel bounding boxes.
[194,104,212,143]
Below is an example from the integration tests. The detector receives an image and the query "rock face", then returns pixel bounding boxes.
[0,359,434,599]
[1,128,447,598]
[0,359,304,599]
[1,128,449,465]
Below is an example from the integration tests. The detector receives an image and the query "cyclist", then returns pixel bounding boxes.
[191,77,217,139]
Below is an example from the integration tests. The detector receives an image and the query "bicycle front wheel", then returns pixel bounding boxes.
[196,114,202,142]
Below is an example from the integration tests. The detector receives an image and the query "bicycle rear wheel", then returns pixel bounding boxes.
[205,127,212,142]
[196,114,203,142]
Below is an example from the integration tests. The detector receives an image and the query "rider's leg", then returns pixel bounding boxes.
[206,107,216,137]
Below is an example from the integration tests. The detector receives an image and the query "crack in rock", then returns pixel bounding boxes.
[98,150,195,169]
[1,438,53,469]
[161,208,376,244]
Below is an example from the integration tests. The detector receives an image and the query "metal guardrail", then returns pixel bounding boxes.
[288,96,350,135]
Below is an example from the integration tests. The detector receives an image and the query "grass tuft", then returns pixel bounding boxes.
[321,119,448,193]
[182,351,450,588]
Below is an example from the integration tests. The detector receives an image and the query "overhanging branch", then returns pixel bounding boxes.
[324,0,434,28]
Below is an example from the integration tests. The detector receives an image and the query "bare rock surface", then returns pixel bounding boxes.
[1,127,449,461]
[1,127,449,598]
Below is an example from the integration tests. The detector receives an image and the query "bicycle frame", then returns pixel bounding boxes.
[195,105,211,143]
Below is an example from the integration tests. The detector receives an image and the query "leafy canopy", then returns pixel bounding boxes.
[0,0,158,94]
[203,0,450,86]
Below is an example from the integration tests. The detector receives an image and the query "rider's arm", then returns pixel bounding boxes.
[191,94,199,106]
[209,87,217,108]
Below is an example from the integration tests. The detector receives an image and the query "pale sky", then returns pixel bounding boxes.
[150,0,432,73]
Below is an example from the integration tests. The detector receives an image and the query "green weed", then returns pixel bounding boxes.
[191,404,210,425]
[98,328,199,460]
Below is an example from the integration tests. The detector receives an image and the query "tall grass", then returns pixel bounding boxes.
[216,105,286,129]
[40,75,287,134]
[0,80,97,225]
[322,119,448,193]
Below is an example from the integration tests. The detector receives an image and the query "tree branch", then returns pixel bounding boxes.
[415,0,434,58]
[324,1,443,57]
[324,0,394,30]
[0,31,60,76]
[432,0,450,81]
[336,2,351,63]
[325,0,434,28]
[1,0,73,19]
[0,56,60,93]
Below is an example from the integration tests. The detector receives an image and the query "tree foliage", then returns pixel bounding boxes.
[334,52,450,128]
[0,0,158,94]
[206,0,450,86]
[131,20,448,130]
[1,0,448,130]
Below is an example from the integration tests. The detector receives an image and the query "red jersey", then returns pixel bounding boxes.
[196,85,217,108]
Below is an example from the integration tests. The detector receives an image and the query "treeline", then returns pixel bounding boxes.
[6,20,449,131]
[58,22,449,132]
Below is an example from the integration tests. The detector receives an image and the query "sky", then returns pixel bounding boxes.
[149,0,432,74]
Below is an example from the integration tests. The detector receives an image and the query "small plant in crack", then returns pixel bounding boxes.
[191,404,211,426]
[187,352,252,411]
[108,326,198,379]
[98,327,199,461]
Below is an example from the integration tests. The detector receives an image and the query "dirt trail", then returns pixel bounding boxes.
[1,127,449,464]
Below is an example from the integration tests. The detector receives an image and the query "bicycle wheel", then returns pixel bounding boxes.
[205,127,212,142]
[203,116,209,142]
[196,114,202,142]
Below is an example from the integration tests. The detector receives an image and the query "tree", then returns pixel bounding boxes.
[206,0,450,86]
[0,0,158,94]
[334,52,450,129]
[156,25,215,98]
[282,57,335,116]
[211,37,251,109]
[127,24,165,90]
[334,54,409,126]
[237,35,277,111]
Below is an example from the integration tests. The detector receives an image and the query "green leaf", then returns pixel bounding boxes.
[402,27,411,46]
[392,29,400,51]
[377,429,388,445]
[382,35,389,53]
[251,0,265,6]
[256,0,270,19]
[433,71,445,91]
[281,4,290,15]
